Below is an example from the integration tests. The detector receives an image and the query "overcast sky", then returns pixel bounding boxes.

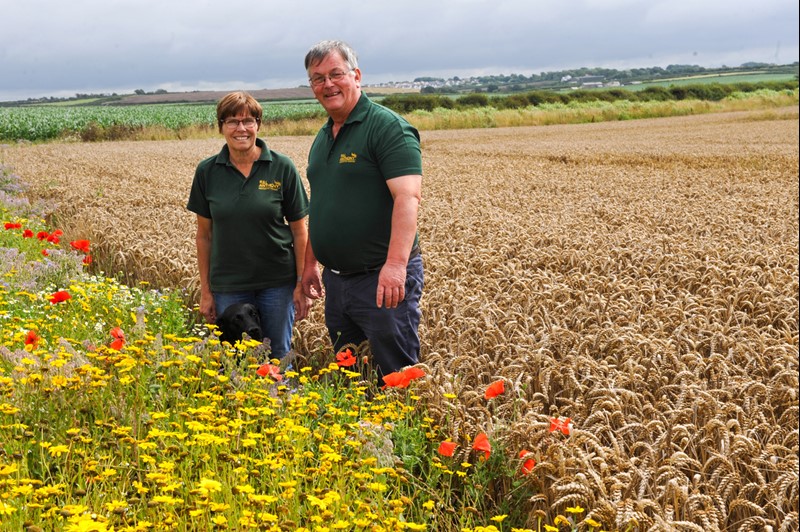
[1,0,798,102]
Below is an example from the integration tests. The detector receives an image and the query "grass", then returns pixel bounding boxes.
[627,72,797,89]
[405,90,799,129]
[0,167,602,531]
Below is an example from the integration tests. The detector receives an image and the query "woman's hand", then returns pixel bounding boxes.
[199,291,216,323]
[294,283,312,320]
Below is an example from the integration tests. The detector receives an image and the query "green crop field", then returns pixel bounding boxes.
[627,71,797,90]
[0,101,324,141]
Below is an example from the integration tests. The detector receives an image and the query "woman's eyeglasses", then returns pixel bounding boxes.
[221,117,259,128]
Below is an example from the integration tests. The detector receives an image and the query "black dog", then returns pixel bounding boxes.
[216,302,263,345]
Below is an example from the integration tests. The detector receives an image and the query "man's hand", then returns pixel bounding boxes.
[302,269,324,300]
[377,260,407,308]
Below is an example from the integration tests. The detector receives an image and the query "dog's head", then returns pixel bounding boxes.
[216,302,263,344]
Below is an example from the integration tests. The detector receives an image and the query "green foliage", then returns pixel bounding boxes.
[455,93,490,108]
[526,91,569,106]
[381,80,798,115]
[637,86,674,101]
[381,94,454,113]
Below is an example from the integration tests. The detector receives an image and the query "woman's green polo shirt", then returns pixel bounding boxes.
[187,138,309,292]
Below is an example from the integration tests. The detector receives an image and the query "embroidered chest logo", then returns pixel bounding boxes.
[339,152,357,164]
[259,180,281,191]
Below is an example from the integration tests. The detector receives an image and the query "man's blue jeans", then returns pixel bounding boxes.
[213,284,295,360]
[322,254,423,380]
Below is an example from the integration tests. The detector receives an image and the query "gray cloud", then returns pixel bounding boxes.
[1,0,797,101]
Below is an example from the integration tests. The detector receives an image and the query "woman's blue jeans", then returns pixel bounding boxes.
[213,284,295,359]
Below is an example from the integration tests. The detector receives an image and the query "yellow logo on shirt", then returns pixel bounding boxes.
[259,180,281,191]
[339,153,357,164]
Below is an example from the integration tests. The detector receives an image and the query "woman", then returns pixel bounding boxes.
[187,91,310,360]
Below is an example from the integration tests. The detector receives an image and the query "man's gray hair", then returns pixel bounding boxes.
[304,40,359,71]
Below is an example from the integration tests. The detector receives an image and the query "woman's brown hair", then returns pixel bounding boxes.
[216,91,263,132]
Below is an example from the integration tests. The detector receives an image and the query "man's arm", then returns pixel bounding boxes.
[378,174,422,309]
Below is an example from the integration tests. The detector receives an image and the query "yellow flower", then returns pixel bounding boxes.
[11,484,33,496]
[48,444,70,457]
[544,526,558,532]
[151,495,183,505]
[585,517,602,528]
[566,505,584,514]
[369,482,388,492]
[422,500,435,510]
[0,501,17,516]
[490,515,508,523]
[199,477,223,493]
[0,463,19,476]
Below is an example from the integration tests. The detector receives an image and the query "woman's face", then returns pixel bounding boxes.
[220,111,260,153]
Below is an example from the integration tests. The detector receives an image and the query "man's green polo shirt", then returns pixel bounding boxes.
[306,94,422,272]
[187,138,309,291]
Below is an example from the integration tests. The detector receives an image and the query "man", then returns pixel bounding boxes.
[300,40,423,382]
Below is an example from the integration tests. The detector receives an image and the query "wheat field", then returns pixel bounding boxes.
[2,107,798,530]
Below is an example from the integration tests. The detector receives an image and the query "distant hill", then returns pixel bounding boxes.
[117,87,315,104]
[115,86,412,105]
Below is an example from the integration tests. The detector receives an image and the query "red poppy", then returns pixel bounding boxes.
[109,327,125,350]
[25,330,40,349]
[437,440,457,457]
[549,417,572,436]
[41,249,49,257]
[472,432,491,460]
[403,367,426,380]
[335,348,357,367]
[36,231,49,240]
[47,234,60,244]
[82,255,92,265]
[3,222,21,230]
[22,229,34,238]
[381,367,426,389]
[484,379,505,400]
[256,363,283,382]
[49,290,71,304]
[519,449,535,475]
[70,240,91,254]
[382,371,406,388]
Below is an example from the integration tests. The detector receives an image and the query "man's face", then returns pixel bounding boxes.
[308,51,361,120]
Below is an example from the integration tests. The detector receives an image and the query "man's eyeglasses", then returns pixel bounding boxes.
[221,117,259,129]
[308,69,354,87]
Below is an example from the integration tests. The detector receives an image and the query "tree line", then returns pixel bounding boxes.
[379,80,799,113]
